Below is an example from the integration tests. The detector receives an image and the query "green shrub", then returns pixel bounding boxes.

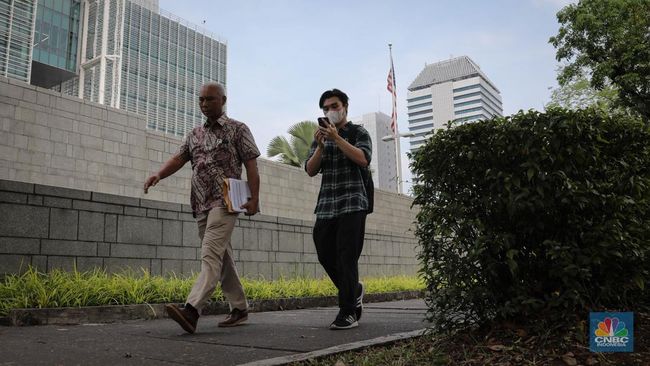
[411,108,650,332]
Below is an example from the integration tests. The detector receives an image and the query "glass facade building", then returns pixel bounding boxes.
[0,0,37,83]
[31,0,81,87]
[66,0,227,137]
[2,0,226,138]
[33,0,80,72]
[121,0,227,136]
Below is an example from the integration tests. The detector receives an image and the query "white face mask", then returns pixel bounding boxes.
[326,109,345,124]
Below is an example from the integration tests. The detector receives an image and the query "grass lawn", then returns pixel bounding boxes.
[0,266,423,315]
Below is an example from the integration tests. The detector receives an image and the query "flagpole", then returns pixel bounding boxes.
[389,43,403,194]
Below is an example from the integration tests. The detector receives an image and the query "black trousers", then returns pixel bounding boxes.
[313,211,367,314]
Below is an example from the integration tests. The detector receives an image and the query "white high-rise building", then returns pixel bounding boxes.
[407,56,503,153]
[350,112,397,193]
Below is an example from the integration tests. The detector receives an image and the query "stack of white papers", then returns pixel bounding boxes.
[224,178,252,213]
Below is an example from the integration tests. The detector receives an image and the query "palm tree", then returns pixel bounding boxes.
[267,120,318,167]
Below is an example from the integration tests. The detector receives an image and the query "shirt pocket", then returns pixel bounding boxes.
[207,142,234,165]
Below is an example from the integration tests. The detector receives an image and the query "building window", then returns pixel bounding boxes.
[455,113,490,122]
[453,91,481,100]
[408,108,433,117]
[453,99,481,108]
[407,94,432,103]
[454,89,502,115]
[409,123,434,131]
[452,84,480,93]
[407,101,432,110]
[408,116,433,123]
[455,106,485,115]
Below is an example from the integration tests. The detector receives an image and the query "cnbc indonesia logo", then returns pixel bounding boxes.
[590,313,633,352]
[594,317,629,344]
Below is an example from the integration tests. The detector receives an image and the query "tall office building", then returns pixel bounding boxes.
[2,0,226,137]
[407,56,503,153]
[350,112,398,193]
[69,0,226,136]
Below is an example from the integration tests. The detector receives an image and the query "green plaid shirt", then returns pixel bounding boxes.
[306,122,372,219]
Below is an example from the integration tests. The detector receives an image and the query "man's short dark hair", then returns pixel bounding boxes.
[319,89,349,109]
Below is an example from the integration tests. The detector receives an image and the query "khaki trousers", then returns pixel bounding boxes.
[186,207,247,312]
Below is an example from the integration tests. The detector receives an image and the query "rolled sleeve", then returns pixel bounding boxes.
[354,127,372,164]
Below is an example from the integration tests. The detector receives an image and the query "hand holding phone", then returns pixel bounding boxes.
[317,117,331,128]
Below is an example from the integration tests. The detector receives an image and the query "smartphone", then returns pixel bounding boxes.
[317,117,331,128]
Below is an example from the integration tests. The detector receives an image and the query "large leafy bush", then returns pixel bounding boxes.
[411,109,650,331]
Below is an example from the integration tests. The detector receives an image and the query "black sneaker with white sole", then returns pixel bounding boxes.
[330,311,358,330]
[355,282,364,321]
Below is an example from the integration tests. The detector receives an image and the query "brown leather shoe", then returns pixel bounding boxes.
[166,304,199,334]
[218,308,248,327]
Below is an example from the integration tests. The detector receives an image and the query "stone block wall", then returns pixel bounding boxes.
[0,179,419,278]
[0,76,416,234]
[0,76,420,279]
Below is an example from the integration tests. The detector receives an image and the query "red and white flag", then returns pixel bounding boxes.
[387,49,398,136]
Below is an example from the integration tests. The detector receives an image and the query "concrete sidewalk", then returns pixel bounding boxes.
[0,299,428,366]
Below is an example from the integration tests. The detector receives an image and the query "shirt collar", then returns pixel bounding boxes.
[203,113,228,128]
[339,121,351,132]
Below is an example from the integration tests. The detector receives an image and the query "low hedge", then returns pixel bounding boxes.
[411,108,650,331]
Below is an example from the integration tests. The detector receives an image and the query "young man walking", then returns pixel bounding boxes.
[305,89,372,329]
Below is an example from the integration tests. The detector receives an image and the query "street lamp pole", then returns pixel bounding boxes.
[395,132,403,194]
[382,132,415,194]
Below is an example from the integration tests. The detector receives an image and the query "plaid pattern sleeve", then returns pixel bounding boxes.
[311,123,370,219]
[353,125,372,165]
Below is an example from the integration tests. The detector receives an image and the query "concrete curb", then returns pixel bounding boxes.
[2,290,423,326]
[237,328,428,366]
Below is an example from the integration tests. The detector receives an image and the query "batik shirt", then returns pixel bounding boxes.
[175,113,260,216]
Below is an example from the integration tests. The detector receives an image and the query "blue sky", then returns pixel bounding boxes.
[159,0,574,191]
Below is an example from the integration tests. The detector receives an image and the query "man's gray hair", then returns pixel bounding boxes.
[203,82,225,95]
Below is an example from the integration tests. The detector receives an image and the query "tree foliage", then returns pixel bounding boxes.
[546,67,619,111]
[267,121,317,167]
[411,109,650,332]
[550,0,650,120]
